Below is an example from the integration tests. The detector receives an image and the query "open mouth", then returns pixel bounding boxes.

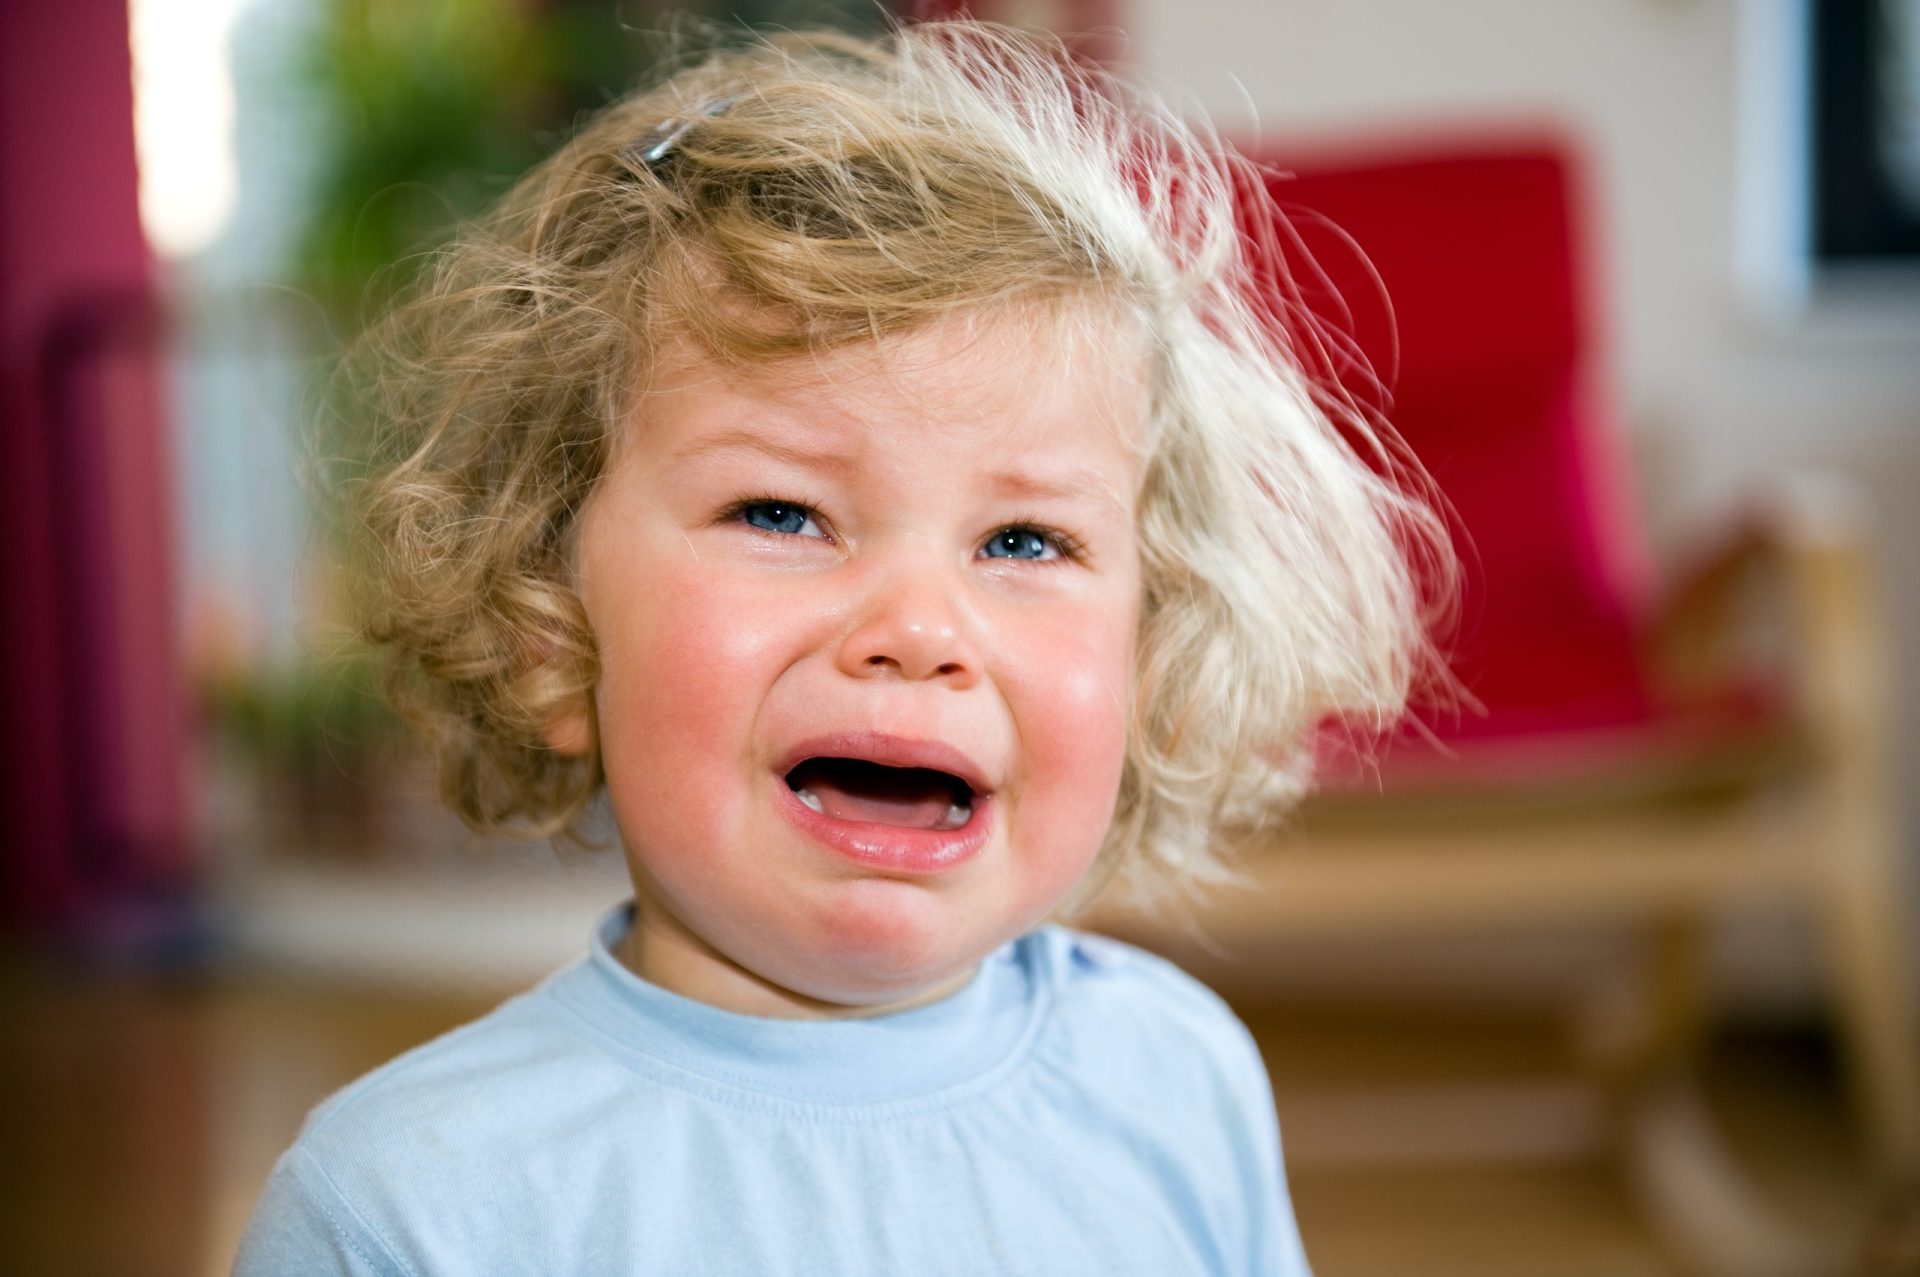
[784,758,975,832]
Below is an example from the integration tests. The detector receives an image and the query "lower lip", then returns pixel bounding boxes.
[775,779,991,875]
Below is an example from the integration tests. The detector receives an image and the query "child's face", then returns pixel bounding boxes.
[559,307,1145,1016]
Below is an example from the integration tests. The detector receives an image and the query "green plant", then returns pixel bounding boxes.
[293,0,641,317]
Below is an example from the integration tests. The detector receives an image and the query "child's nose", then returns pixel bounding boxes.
[834,566,984,688]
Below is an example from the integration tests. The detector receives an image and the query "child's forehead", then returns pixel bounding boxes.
[635,302,1153,458]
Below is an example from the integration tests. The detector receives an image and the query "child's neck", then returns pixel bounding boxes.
[617,897,975,1020]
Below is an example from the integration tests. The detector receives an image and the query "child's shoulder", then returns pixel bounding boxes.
[242,957,694,1273]
[293,961,617,1160]
[252,959,667,1263]
[1025,925,1264,1082]
[1030,925,1241,1014]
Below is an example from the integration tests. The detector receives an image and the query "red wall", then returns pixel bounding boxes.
[1,0,188,932]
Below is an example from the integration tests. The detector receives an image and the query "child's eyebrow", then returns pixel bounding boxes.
[984,466,1131,517]
[667,428,1131,517]
[667,428,853,471]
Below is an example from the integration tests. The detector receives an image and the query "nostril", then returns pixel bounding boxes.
[839,612,976,682]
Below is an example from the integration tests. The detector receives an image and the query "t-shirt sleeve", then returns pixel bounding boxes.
[1230,1024,1313,1276]
[231,1146,412,1277]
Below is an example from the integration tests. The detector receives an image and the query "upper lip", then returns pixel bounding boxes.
[775,732,996,796]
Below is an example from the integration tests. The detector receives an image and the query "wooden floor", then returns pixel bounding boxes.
[0,951,1894,1277]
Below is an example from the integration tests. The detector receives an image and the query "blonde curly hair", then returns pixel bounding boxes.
[344,20,1447,906]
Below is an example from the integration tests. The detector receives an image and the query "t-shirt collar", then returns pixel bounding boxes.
[555,902,1046,1109]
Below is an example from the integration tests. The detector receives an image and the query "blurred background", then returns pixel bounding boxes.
[4,0,1920,1273]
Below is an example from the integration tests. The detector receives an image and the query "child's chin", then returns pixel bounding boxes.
[797,882,1006,1005]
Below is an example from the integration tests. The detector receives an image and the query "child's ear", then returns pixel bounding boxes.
[542,700,596,758]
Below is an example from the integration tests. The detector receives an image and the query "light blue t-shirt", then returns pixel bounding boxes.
[234,904,1311,1275]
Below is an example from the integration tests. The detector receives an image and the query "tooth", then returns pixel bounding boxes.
[940,802,969,830]
[796,787,825,814]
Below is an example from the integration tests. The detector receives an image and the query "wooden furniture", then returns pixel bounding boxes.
[1091,137,1920,1275]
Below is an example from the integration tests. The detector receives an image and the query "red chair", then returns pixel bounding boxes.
[1094,134,1920,1273]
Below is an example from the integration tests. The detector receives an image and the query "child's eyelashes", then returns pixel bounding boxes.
[980,523,1082,564]
[719,497,1083,565]
[725,497,833,542]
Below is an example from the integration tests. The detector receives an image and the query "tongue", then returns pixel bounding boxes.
[807,782,951,828]
[790,761,964,830]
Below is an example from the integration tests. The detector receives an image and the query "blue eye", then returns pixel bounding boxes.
[982,527,1057,561]
[739,501,823,538]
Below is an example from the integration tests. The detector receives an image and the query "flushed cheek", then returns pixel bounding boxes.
[1001,611,1134,881]
[591,566,809,828]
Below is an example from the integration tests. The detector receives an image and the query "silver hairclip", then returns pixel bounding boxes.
[629,95,740,168]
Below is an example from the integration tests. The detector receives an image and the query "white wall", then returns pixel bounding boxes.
[1126,0,1920,993]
